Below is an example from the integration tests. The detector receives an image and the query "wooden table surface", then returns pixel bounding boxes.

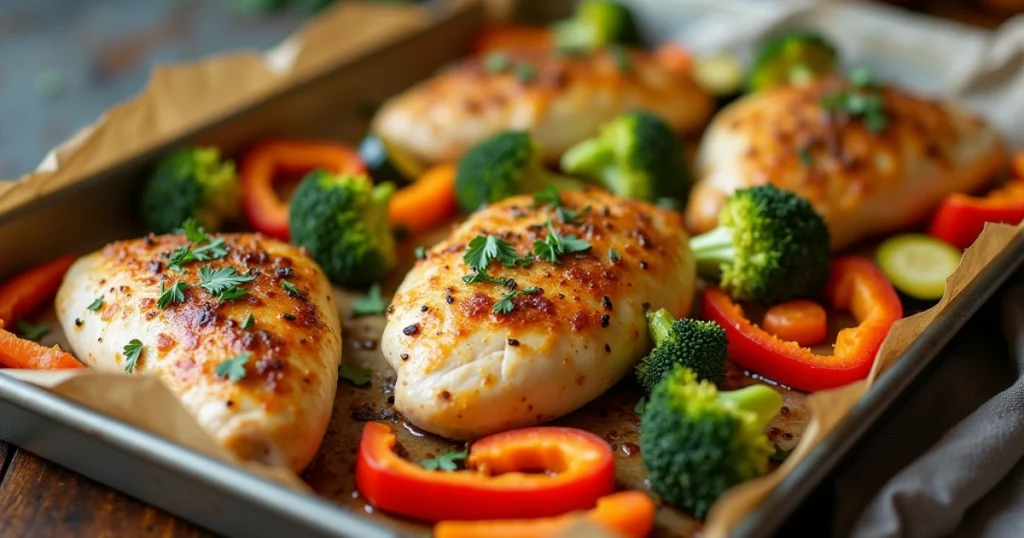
[0,1,1014,537]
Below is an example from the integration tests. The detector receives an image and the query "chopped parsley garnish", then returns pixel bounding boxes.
[199,266,255,298]
[609,249,621,262]
[464,234,522,272]
[420,450,468,472]
[414,246,427,260]
[167,221,229,271]
[241,313,255,330]
[122,339,143,373]
[157,281,186,309]
[483,51,511,73]
[215,352,250,382]
[217,287,248,302]
[193,237,229,261]
[179,218,207,243]
[87,295,104,311]
[351,283,387,317]
[462,269,516,288]
[514,62,536,83]
[16,320,50,342]
[634,396,646,415]
[338,363,372,387]
[280,279,303,298]
[493,286,541,314]
[820,69,888,133]
[533,220,591,263]
[532,186,562,209]
[556,205,591,225]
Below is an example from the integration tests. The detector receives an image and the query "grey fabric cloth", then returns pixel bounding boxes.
[834,277,1024,537]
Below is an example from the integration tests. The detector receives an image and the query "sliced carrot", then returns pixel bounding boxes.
[433,491,655,538]
[388,163,457,234]
[471,25,553,56]
[762,300,828,347]
[0,254,76,326]
[0,327,83,370]
[653,43,694,75]
[1012,152,1024,180]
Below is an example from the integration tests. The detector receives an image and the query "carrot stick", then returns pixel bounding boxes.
[762,300,828,347]
[433,491,655,538]
[0,327,83,370]
[0,254,76,326]
[388,163,457,234]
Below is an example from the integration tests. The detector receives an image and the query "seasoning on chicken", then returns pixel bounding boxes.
[381,189,696,439]
[55,231,342,472]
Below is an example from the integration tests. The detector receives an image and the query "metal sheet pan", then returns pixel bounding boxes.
[1,1,1022,536]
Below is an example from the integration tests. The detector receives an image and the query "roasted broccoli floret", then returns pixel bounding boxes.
[289,170,396,287]
[635,309,728,391]
[748,30,839,92]
[140,147,240,234]
[689,185,830,305]
[455,131,579,213]
[560,111,690,204]
[640,366,782,518]
[553,0,640,53]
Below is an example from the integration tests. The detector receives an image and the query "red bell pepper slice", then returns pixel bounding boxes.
[470,25,553,56]
[433,491,655,538]
[0,324,82,370]
[355,422,615,522]
[239,139,364,240]
[703,257,903,392]
[928,179,1024,250]
[0,254,75,326]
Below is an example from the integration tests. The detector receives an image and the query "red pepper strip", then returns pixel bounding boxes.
[0,324,82,370]
[355,422,615,522]
[470,25,553,56]
[0,254,75,326]
[433,491,655,538]
[240,139,365,240]
[702,257,903,392]
[928,180,1024,250]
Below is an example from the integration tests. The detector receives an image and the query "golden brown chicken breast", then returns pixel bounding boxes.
[372,47,714,166]
[687,76,1007,249]
[381,189,696,439]
[55,233,342,472]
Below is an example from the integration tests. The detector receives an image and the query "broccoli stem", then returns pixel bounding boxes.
[690,226,736,276]
[716,385,784,432]
[645,308,675,347]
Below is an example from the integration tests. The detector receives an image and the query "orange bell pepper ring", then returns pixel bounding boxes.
[433,491,655,538]
[703,257,902,392]
[0,254,75,326]
[240,139,365,240]
[355,422,615,522]
[388,163,457,234]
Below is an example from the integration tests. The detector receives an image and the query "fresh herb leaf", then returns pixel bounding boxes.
[157,281,187,309]
[15,320,50,341]
[193,237,229,261]
[462,269,516,288]
[493,286,541,314]
[241,313,255,330]
[849,67,880,89]
[634,396,646,415]
[179,218,207,243]
[351,283,387,317]
[820,74,889,134]
[167,246,196,271]
[414,246,427,260]
[771,444,795,463]
[123,339,144,373]
[280,279,303,298]
[338,363,372,387]
[199,266,255,296]
[217,287,248,302]
[420,450,468,472]
[533,220,591,263]
[797,146,813,167]
[215,352,251,382]
[610,44,632,73]
[464,235,521,273]
[483,51,511,73]
[556,205,590,225]
[87,295,104,311]
[532,186,562,209]
[609,249,621,263]
[514,62,536,84]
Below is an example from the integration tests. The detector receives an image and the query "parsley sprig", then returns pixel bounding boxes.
[167,219,229,271]
[87,295,104,311]
[339,363,372,387]
[493,286,541,314]
[123,339,144,373]
[462,269,516,288]
[820,68,888,133]
[420,450,468,472]
[215,352,250,382]
[199,266,254,302]
[16,320,50,342]
[533,220,591,263]
[351,283,387,317]
[157,281,187,309]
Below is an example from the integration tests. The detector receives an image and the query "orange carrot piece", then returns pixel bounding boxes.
[0,254,76,326]
[762,300,828,347]
[0,327,83,370]
[433,491,655,538]
[653,43,694,75]
[388,163,458,234]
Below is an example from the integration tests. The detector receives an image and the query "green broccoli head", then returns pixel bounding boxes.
[635,309,728,392]
[140,147,240,234]
[748,30,839,92]
[554,0,641,53]
[560,111,689,204]
[640,365,782,518]
[288,170,396,288]
[690,185,830,305]
[455,131,578,213]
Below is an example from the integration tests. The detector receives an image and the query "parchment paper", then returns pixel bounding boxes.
[0,1,1023,537]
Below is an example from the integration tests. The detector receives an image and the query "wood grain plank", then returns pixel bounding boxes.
[0,442,10,482]
[0,450,210,538]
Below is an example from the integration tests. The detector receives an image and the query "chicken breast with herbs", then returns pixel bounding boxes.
[55,233,342,472]
[382,190,696,439]
[372,48,713,166]
[687,76,1007,249]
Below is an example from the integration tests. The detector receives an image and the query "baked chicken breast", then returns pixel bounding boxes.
[372,48,713,166]
[381,189,696,439]
[687,76,1007,249]
[55,233,342,472]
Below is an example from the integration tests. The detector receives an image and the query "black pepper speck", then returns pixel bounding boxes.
[400,353,409,361]
[605,343,611,352]
[601,296,613,310]
[640,261,648,270]
[601,314,610,328]
[74,318,83,327]
[446,295,455,304]
[507,339,520,346]
[420,305,429,312]
[283,313,296,321]
[403,324,420,336]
